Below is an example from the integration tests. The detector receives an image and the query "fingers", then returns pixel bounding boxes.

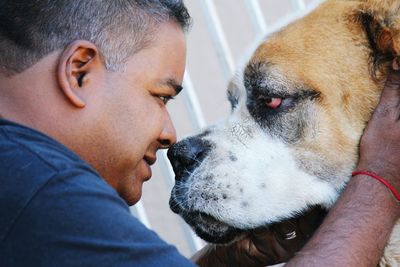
[250,228,292,262]
[392,58,399,71]
[270,219,305,253]
[377,62,400,109]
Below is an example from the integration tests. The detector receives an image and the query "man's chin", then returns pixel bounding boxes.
[119,185,142,206]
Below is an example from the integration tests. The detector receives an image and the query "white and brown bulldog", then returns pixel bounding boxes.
[168,0,400,265]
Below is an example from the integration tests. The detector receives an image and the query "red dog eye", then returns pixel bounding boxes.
[265,97,282,109]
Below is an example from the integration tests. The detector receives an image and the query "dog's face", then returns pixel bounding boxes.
[169,0,400,244]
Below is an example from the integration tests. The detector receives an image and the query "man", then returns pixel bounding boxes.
[0,0,398,266]
[0,1,195,266]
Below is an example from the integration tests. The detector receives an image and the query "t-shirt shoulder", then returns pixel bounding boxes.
[0,123,104,242]
[0,121,98,173]
[0,120,196,266]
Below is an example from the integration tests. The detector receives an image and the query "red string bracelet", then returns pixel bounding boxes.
[352,171,400,202]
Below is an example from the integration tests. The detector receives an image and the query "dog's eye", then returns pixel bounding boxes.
[265,97,282,109]
[258,95,284,109]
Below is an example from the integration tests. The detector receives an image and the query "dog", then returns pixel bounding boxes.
[168,0,400,265]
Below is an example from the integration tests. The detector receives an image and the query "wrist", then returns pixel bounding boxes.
[356,161,399,189]
[351,172,400,219]
[352,171,400,202]
[354,159,400,201]
[287,172,399,267]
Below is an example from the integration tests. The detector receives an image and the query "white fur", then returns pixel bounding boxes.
[181,107,338,229]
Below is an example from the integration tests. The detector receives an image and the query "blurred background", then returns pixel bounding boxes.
[132,0,325,257]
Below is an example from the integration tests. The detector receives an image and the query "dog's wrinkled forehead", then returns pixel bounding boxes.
[244,62,297,97]
[227,61,320,144]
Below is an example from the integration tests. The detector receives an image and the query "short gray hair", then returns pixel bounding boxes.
[0,0,191,74]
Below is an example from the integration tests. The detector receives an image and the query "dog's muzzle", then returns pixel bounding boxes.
[168,136,243,243]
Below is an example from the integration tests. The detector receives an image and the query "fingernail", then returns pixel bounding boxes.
[392,58,400,70]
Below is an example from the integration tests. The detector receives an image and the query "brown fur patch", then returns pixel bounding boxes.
[245,0,400,186]
[244,1,400,263]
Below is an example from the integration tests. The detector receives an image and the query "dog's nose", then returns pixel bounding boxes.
[167,137,212,181]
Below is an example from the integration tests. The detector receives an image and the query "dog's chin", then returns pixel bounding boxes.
[185,211,243,244]
[171,193,328,245]
[170,197,243,244]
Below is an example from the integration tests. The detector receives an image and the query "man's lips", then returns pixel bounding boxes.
[142,155,156,181]
[143,163,152,182]
[144,155,156,166]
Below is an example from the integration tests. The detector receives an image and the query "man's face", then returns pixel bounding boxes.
[89,22,186,205]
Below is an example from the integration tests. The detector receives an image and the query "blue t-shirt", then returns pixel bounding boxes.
[0,119,196,267]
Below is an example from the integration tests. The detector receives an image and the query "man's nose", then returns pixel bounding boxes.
[167,137,212,181]
[159,112,177,148]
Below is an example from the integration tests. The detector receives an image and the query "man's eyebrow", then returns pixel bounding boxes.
[163,78,183,95]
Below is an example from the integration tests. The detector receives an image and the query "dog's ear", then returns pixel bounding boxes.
[355,1,400,77]
[360,12,399,56]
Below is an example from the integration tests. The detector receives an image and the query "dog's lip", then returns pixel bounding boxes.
[170,196,228,227]
[169,192,233,227]
[169,197,242,243]
[187,211,243,244]
[197,211,224,225]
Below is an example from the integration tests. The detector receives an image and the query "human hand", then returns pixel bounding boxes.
[356,60,400,190]
[192,206,327,267]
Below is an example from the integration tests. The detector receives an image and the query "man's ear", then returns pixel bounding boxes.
[57,40,102,108]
